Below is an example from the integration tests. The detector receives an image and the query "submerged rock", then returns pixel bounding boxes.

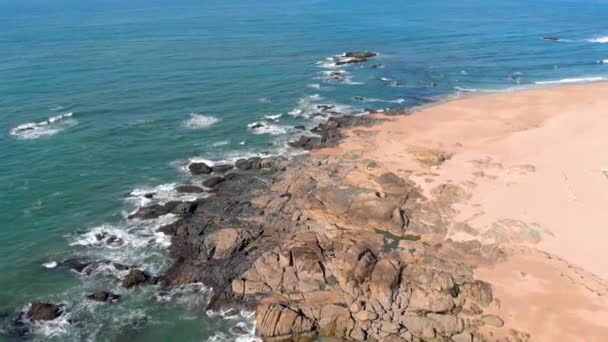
[86,291,121,303]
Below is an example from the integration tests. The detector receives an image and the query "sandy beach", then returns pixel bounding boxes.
[318,82,608,341]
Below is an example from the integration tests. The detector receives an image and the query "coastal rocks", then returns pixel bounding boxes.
[175,185,204,193]
[188,162,212,175]
[128,201,197,220]
[255,299,317,339]
[330,51,378,66]
[86,291,121,303]
[203,228,261,260]
[141,113,502,341]
[202,176,225,188]
[121,269,158,288]
[26,303,64,321]
[212,164,234,173]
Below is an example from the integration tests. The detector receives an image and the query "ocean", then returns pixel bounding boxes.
[1,0,607,340]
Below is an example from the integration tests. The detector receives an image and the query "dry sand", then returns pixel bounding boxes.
[318,82,608,340]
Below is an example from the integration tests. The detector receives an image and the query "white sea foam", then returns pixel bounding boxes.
[247,121,289,135]
[317,70,363,85]
[42,261,58,269]
[587,36,608,43]
[212,140,230,147]
[356,97,405,104]
[207,310,261,342]
[287,94,358,119]
[379,77,403,88]
[306,83,321,89]
[263,113,282,121]
[258,97,272,104]
[535,76,606,85]
[183,113,220,129]
[598,59,608,64]
[10,112,76,139]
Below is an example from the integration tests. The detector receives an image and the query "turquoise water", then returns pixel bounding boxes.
[1,0,607,340]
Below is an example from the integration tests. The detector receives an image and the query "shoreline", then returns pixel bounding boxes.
[7,81,608,341]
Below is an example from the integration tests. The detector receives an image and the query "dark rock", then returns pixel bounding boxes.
[188,162,212,175]
[235,159,253,170]
[249,122,264,129]
[175,185,204,193]
[344,51,377,59]
[86,291,121,303]
[371,64,384,69]
[212,164,234,173]
[294,125,306,130]
[542,36,560,41]
[203,176,225,188]
[26,303,63,321]
[143,193,155,199]
[129,201,197,220]
[121,269,157,288]
[354,96,365,101]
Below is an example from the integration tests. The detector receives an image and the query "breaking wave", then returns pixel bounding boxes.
[183,114,220,129]
[10,112,76,139]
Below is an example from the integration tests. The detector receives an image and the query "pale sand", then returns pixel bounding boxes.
[318,82,608,340]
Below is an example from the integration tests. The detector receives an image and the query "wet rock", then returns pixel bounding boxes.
[175,185,204,193]
[354,96,365,101]
[188,162,212,175]
[121,269,157,289]
[26,303,63,321]
[542,36,560,41]
[128,201,197,220]
[203,176,225,188]
[212,164,233,173]
[294,125,306,130]
[86,291,121,303]
[344,51,377,59]
[235,157,262,170]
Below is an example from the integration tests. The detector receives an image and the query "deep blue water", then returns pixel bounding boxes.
[1,0,607,340]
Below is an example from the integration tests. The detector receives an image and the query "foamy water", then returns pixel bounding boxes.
[183,114,221,129]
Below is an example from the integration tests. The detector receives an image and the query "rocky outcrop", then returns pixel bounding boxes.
[86,291,121,303]
[188,162,212,175]
[26,303,64,321]
[121,269,158,288]
[152,143,504,341]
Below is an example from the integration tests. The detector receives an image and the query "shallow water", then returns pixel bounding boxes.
[1,0,607,340]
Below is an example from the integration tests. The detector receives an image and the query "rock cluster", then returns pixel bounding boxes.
[149,125,506,341]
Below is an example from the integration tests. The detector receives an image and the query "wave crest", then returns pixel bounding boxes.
[183,114,220,129]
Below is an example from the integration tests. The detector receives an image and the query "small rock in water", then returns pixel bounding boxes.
[542,36,560,41]
[26,303,64,321]
[188,162,212,175]
[86,291,121,303]
[121,269,157,289]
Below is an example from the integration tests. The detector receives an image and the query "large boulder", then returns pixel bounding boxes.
[121,269,157,288]
[255,300,317,339]
[26,303,63,321]
[188,162,212,175]
[203,228,258,260]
